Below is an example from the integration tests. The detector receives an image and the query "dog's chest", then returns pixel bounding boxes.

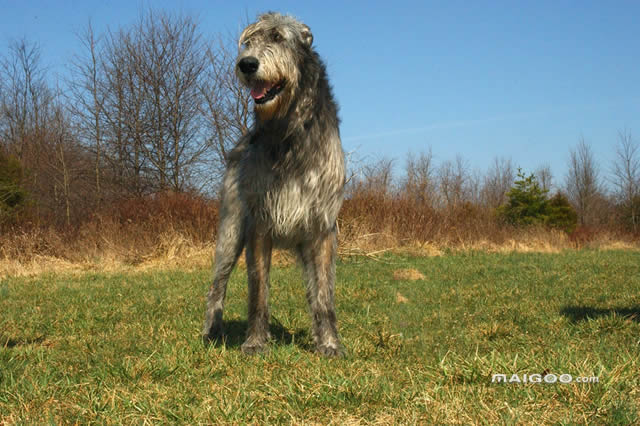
[244,163,319,235]
[241,150,342,239]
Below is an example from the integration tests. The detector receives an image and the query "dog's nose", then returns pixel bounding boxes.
[238,57,259,74]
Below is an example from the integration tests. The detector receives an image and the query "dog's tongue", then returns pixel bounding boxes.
[251,82,272,100]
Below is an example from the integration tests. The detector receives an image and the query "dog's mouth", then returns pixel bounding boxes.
[250,80,285,105]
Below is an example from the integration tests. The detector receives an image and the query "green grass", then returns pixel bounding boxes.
[1,250,639,424]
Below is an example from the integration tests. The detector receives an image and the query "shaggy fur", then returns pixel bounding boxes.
[202,12,346,357]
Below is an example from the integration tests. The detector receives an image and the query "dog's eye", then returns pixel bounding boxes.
[242,40,251,49]
[271,31,283,42]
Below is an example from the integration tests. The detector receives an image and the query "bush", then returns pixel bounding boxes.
[0,151,28,225]
[498,169,578,233]
[546,192,578,233]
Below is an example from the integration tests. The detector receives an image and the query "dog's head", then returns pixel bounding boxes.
[236,12,313,121]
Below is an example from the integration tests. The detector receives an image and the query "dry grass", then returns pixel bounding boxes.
[2,227,637,278]
[1,193,638,278]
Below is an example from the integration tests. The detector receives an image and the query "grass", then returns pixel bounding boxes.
[1,250,639,423]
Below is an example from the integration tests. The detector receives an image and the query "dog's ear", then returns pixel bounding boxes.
[300,24,313,47]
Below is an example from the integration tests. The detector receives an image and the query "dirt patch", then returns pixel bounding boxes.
[395,292,409,304]
[392,268,425,281]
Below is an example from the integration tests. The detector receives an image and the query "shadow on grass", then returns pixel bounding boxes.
[560,305,640,323]
[208,319,310,350]
[1,334,46,348]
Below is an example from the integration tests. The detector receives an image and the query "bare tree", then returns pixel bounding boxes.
[103,27,148,195]
[481,156,514,208]
[467,168,483,205]
[348,157,395,198]
[68,21,105,205]
[71,10,216,196]
[565,137,603,225]
[611,129,640,231]
[0,39,59,217]
[0,39,53,158]
[50,102,73,226]
[131,11,210,192]
[535,164,553,193]
[403,148,436,206]
[0,39,96,225]
[438,154,470,208]
[0,10,262,226]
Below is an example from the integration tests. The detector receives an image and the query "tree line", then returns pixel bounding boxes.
[347,132,639,233]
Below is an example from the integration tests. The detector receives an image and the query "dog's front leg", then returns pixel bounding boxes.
[203,164,246,344]
[242,221,273,354]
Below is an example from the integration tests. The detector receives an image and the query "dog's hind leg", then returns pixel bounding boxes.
[298,227,344,357]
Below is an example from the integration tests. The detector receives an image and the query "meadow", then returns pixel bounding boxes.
[1,250,639,424]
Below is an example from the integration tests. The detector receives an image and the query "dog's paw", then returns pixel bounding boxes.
[202,325,224,346]
[316,343,345,358]
[241,340,270,355]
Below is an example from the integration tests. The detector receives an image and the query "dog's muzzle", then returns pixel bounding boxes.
[238,56,285,105]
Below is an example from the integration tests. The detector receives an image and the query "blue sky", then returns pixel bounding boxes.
[2,0,639,188]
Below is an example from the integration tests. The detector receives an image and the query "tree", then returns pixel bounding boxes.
[611,130,640,232]
[565,138,603,225]
[535,164,553,193]
[68,20,105,206]
[362,157,395,197]
[0,39,54,174]
[70,10,220,196]
[498,168,549,226]
[403,148,436,206]
[498,168,578,232]
[546,192,578,233]
[438,154,470,209]
[0,39,52,154]
[481,156,514,208]
[0,39,92,225]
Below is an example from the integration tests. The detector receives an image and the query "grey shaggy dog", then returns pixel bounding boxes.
[202,12,346,357]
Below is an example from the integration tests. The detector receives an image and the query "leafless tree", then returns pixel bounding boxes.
[68,21,105,205]
[49,100,74,226]
[126,11,210,192]
[0,10,266,227]
[69,11,222,196]
[0,39,97,225]
[347,157,395,198]
[403,148,436,206]
[467,168,484,205]
[102,27,148,195]
[438,154,470,208]
[0,39,57,213]
[0,39,53,158]
[565,137,603,225]
[611,129,640,231]
[535,164,553,193]
[481,156,514,208]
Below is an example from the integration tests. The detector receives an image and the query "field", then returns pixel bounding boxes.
[1,250,639,424]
